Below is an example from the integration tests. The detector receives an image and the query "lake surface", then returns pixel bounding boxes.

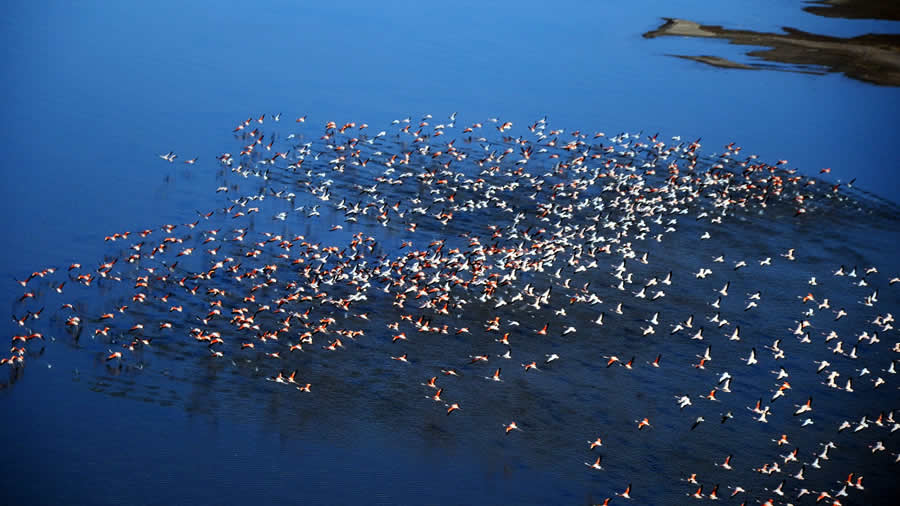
[2,2,899,505]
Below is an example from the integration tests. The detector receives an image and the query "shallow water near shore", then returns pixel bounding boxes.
[2,2,899,505]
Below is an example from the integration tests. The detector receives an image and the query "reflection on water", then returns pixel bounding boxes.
[644,17,900,86]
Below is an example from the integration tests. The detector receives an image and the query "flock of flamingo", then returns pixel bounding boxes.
[8,112,898,505]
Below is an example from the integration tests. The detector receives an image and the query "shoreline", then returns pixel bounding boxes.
[644,18,900,86]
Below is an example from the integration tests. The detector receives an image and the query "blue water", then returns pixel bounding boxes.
[3,2,900,505]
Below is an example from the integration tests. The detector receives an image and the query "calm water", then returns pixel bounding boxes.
[2,2,899,505]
